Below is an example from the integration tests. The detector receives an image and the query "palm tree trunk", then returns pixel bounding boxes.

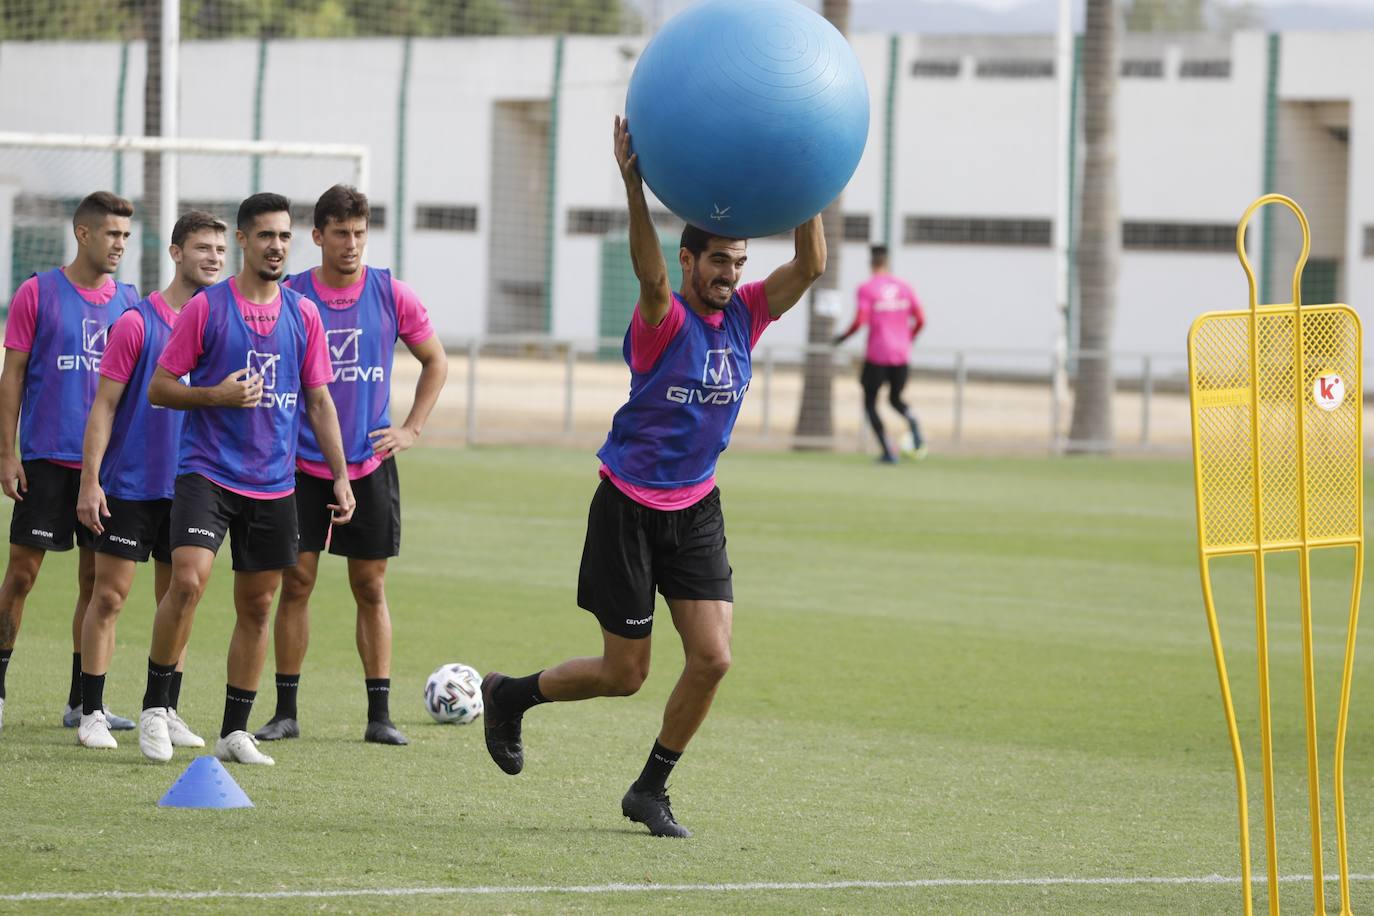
[1067,0,1120,453]
[792,0,850,447]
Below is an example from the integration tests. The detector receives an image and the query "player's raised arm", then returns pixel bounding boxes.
[615,116,672,327]
[762,214,827,320]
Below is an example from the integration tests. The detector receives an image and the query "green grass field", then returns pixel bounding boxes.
[2,446,1372,913]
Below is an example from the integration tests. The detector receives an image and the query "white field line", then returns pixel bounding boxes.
[4,873,1374,903]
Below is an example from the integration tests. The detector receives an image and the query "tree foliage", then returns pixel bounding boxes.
[0,0,634,40]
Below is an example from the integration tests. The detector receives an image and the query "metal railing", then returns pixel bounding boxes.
[412,336,1208,456]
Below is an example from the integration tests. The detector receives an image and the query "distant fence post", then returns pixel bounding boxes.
[953,350,966,445]
[466,338,479,447]
[1140,354,1153,445]
[563,342,576,436]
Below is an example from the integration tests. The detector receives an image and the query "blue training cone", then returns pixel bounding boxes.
[158,755,254,809]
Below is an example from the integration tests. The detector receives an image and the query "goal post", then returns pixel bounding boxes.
[0,132,369,297]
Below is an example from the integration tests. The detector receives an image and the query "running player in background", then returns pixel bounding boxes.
[479,117,826,838]
[833,245,927,463]
[72,210,228,750]
[254,184,446,747]
[137,192,354,765]
[0,191,139,734]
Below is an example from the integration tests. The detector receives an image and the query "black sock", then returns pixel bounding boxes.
[273,673,299,720]
[168,671,184,710]
[142,658,176,710]
[495,671,550,718]
[67,652,82,708]
[632,740,683,794]
[0,649,11,699]
[222,685,256,738]
[366,678,391,723]
[82,673,106,717]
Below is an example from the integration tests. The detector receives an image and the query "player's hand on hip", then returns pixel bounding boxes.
[211,368,264,408]
[368,425,417,458]
[0,454,25,502]
[328,479,356,526]
[77,482,110,535]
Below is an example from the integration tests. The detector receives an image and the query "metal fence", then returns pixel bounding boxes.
[397,339,1207,456]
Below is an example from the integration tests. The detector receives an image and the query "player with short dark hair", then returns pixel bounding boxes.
[253,184,446,747]
[0,191,139,735]
[479,117,826,837]
[833,244,926,462]
[72,210,228,750]
[136,192,355,765]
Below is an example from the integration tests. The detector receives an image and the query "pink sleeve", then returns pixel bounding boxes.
[629,298,686,374]
[157,293,211,377]
[99,310,146,383]
[737,281,774,350]
[298,299,333,389]
[3,277,41,352]
[392,278,436,345]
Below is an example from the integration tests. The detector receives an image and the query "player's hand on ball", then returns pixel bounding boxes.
[212,367,264,408]
[613,115,641,188]
[368,425,417,458]
[329,479,356,526]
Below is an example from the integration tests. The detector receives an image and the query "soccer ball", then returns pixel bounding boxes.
[424,663,483,724]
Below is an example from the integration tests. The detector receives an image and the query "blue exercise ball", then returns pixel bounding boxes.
[625,0,869,240]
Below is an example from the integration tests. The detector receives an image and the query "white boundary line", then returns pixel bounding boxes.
[5,874,1374,903]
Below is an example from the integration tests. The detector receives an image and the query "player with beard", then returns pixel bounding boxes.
[0,191,139,735]
[136,193,354,765]
[479,117,826,837]
[72,210,229,750]
[254,184,446,747]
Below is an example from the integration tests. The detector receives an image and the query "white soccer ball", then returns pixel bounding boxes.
[424,663,483,724]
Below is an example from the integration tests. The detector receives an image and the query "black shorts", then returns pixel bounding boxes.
[9,459,94,552]
[296,458,400,559]
[169,473,299,572]
[860,361,909,393]
[576,478,733,640]
[91,496,172,563]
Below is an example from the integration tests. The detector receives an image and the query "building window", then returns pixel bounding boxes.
[415,205,477,232]
[1363,226,1374,257]
[905,216,1052,247]
[566,208,685,236]
[1122,221,1233,252]
[843,214,871,242]
[1121,59,1164,78]
[975,59,1054,79]
[912,59,960,78]
[289,202,315,226]
[1180,59,1231,79]
[568,209,625,235]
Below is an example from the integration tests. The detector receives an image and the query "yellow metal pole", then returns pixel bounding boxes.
[1199,556,1254,916]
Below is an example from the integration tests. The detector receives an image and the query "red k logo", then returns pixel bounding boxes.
[1312,372,1345,412]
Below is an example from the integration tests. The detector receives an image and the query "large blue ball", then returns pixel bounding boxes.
[625,0,869,240]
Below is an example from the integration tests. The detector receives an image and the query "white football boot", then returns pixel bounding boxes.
[77,710,119,749]
[214,730,275,765]
[166,709,206,748]
[138,707,174,762]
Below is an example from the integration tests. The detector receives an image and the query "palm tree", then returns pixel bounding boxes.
[792,0,849,447]
[1068,0,1120,453]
